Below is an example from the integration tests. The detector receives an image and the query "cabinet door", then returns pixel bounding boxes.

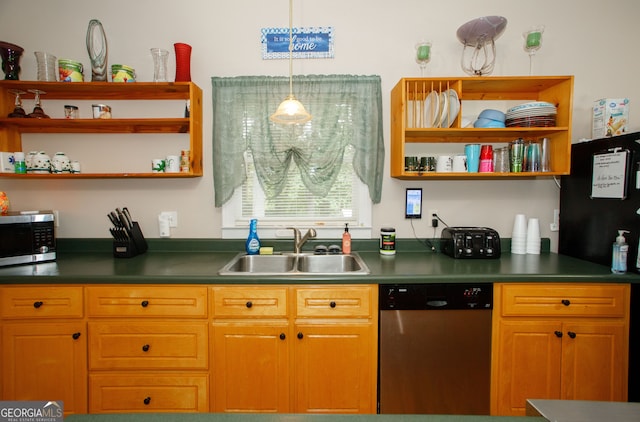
[2,322,87,415]
[212,321,290,413]
[293,323,376,414]
[492,319,562,416]
[561,321,628,401]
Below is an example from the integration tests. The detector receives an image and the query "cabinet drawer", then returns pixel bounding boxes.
[295,286,373,318]
[89,373,208,413]
[88,321,208,370]
[86,286,207,318]
[212,286,288,318]
[498,283,629,318]
[1,286,83,319]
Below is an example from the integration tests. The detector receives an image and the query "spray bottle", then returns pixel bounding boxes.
[611,230,629,274]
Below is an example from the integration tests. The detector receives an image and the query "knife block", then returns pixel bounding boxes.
[113,222,148,258]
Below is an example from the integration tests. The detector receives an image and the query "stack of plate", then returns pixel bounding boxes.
[408,89,460,129]
[505,101,557,127]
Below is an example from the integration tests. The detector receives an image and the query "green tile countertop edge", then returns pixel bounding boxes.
[64,413,547,422]
[1,238,639,285]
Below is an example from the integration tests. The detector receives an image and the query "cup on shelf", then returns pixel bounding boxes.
[436,155,452,172]
[165,155,180,173]
[465,144,481,173]
[452,154,467,172]
[151,159,165,173]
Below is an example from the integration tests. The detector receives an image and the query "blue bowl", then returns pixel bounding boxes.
[478,109,506,122]
[473,117,506,128]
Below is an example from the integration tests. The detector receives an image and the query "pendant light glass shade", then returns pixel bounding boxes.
[270,0,311,125]
[271,94,311,124]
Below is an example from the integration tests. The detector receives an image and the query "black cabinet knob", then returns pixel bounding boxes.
[72,332,81,340]
[143,397,151,405]
[554,330,563,338]
[279,333,286,340]
[33,301,43,309]
[142,344,150,352]
[568,331,576,339]
[329,301,336,308]
[561,299,570,306]
[141,300,149,307]
[297,332,304,339]
[246,301,253,308]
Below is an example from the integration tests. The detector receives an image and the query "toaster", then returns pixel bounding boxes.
[440,227,501,259]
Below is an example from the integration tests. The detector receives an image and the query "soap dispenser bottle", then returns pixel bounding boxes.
[611,229,629,274]
[246,218,261,255]
[342,223,351,254]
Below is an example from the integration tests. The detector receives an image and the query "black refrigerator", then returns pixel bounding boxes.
[558,131,640,402]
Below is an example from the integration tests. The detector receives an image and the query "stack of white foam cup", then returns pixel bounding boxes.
[511,214,542,255]
[511,214,527,254]
[526,217,541,254]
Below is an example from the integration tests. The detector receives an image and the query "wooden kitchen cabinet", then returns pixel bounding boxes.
[86,285,209,413]
[0,286,87,416]
[490,283,630,416]
[0,81,202,178]
[390,76,574,179]
[210,285,378,414]
[293,286,377,413]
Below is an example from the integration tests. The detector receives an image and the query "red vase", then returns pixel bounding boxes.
[174,43,192,82]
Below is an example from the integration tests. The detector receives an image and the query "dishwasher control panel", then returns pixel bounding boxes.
[379,283,493,310]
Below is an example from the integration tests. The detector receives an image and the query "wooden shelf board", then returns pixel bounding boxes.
[0,118,190,134]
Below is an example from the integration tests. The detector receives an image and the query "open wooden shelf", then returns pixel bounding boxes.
[0,81,203,178]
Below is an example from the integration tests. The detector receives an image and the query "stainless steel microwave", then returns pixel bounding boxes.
[0,211,56,267]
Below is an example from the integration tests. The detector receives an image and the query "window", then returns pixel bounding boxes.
[212,75,384,239]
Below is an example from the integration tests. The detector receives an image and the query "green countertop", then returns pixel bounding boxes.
[64,414,546,422]
[1,238,638,285]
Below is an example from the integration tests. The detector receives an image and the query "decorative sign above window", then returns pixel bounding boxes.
[261,27,334,59]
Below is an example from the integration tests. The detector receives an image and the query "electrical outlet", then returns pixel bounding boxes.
[160,211,178,228]
[428,209,439,228]
[53,210,60,227]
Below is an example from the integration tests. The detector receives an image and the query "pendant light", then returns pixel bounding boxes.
[270,0,311,124]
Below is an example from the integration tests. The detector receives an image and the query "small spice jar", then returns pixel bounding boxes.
[64,105,79,119]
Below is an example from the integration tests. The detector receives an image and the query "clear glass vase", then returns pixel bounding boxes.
[86,19,108,81]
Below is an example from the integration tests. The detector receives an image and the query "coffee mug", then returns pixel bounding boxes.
[452,154,467,172]
[436,155,452,172]
[152,159,165,173]
[165,155,180,173]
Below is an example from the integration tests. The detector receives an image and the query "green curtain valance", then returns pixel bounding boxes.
[211,74,385,207]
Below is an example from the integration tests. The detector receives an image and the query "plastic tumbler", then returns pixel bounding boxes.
[465,144,481,172]
[510,139,525,172]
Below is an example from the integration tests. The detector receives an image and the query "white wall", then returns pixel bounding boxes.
[1,0,638,252]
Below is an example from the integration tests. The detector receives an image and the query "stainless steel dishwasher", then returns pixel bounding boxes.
[378,283,493,415]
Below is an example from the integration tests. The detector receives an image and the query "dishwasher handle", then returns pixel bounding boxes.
[426,299,448,307]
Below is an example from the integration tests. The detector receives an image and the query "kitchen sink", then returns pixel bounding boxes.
[218,252,370,276]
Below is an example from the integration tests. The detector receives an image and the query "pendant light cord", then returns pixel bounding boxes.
[288,0,294,97]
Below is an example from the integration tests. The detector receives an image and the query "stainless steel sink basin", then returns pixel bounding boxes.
[218,252,370,276]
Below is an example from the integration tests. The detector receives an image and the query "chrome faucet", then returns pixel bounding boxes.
[287,227,317,253]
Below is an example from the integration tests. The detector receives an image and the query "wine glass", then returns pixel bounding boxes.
[415,41,432,76]
[523,25,545,75]
[27,89,50,119]
[7,89,26,117]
